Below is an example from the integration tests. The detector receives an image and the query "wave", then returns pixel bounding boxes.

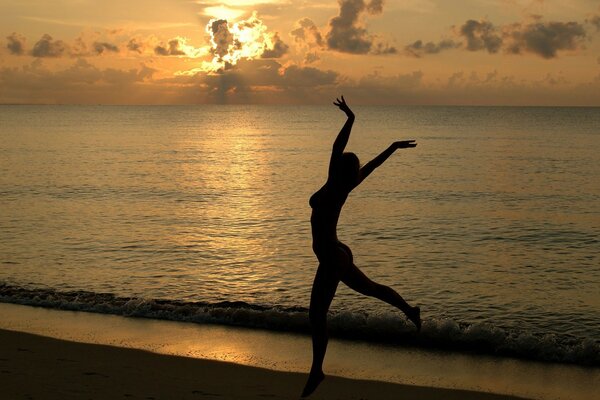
[1,283,598,366]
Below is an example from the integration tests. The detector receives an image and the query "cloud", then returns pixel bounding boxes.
[404,39,459,57]
[410,15,590,59]
[201,59,338,89]
[4,32,204,59]
[338,70,425,103]
[504,20,587,59]
[93,41,119,55]
[31,34,67,58]
[2,58,600,105]
[203,13,289,72]
[281,64,338,87]
[0,59,155,104]
[290,18,325,63]
[371,42,397,54]
[326,0,389,54]
[261,33,289,58]
[291,18,324,47]
[304,52,320,64]
[336,68,600,106]
[459,19,503,53]
[154,37,206,58]
[127,38,144,53]
[155,39,186,56]
[366,0,383,14]
[190,58,338,103]
[207,19,234,61]
[6,33,26,55]
[589,15,600,31]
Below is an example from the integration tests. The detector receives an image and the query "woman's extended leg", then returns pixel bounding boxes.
[302,262,340,398]
[341,262,421,330]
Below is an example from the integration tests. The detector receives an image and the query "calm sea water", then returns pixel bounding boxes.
[1,105,599,363]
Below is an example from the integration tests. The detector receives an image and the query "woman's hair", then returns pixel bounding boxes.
[332,152,360,188]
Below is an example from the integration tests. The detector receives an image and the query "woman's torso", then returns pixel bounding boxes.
[310,184,348,256]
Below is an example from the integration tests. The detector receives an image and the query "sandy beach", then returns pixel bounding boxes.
[1,328,530,400]
[1,303,598,400]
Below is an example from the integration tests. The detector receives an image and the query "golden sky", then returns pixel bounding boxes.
[1,0,599,105]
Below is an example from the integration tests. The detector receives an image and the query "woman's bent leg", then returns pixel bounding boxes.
[341,262,421,330]
[302,263,339,397]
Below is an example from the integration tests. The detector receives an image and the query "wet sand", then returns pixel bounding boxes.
[0,328,526,400]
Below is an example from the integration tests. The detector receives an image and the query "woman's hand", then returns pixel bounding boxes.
[333,96,354,117]
[393,140,417,149]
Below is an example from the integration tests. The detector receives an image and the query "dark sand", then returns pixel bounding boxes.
[0,328,528,400]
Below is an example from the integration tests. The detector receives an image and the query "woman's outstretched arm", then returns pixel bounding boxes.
[328,96,355,178]
[356,140,417,186]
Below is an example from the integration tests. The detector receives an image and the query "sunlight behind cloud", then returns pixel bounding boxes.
[202,6,245,21]
[196,0,285,6]
[178,12,286,74]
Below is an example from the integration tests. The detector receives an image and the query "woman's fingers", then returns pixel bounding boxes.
[333,96,346,107]
[394,140,417,148]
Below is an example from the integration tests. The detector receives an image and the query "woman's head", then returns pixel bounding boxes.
[332,152,360,188]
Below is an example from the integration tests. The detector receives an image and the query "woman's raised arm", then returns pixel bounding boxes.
[356,140,417,186]
[329,96,355,178]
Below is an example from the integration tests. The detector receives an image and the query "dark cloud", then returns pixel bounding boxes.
[6,33,122,58]
[404,39,459,57]
[411,16,589,59]
[291,18,324,47]
[281,64,338,87]
[154,38,186,56]
[588,15,600,31]
[203,59,337,88]
[261,33,289,58]
[505,21,586,59]
[31,34,67,58]
[372,42,397,54]
[304,52,320,64]
[366,0,383,14]
[196,59,338,103]
[326,0,389,54]
[6,33,26,55]
[93,41,119,55]
[127,38,144,53]
[209,19,234,61]
[403,20,484,58]
[459,19,503,53]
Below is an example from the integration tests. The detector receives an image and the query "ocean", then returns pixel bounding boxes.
[1,104,598,366]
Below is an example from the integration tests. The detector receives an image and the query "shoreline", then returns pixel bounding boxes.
[1,303,598,399]
[0,328,526,400]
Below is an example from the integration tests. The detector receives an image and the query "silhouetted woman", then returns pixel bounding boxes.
[302,96,421,397]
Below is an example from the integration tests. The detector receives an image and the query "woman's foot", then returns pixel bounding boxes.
[407,306,421,331]
[301,369,325,397]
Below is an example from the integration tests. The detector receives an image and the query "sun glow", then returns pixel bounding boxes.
[203,6,244,21]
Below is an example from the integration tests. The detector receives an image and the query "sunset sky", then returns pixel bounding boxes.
[1,0,599,105]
